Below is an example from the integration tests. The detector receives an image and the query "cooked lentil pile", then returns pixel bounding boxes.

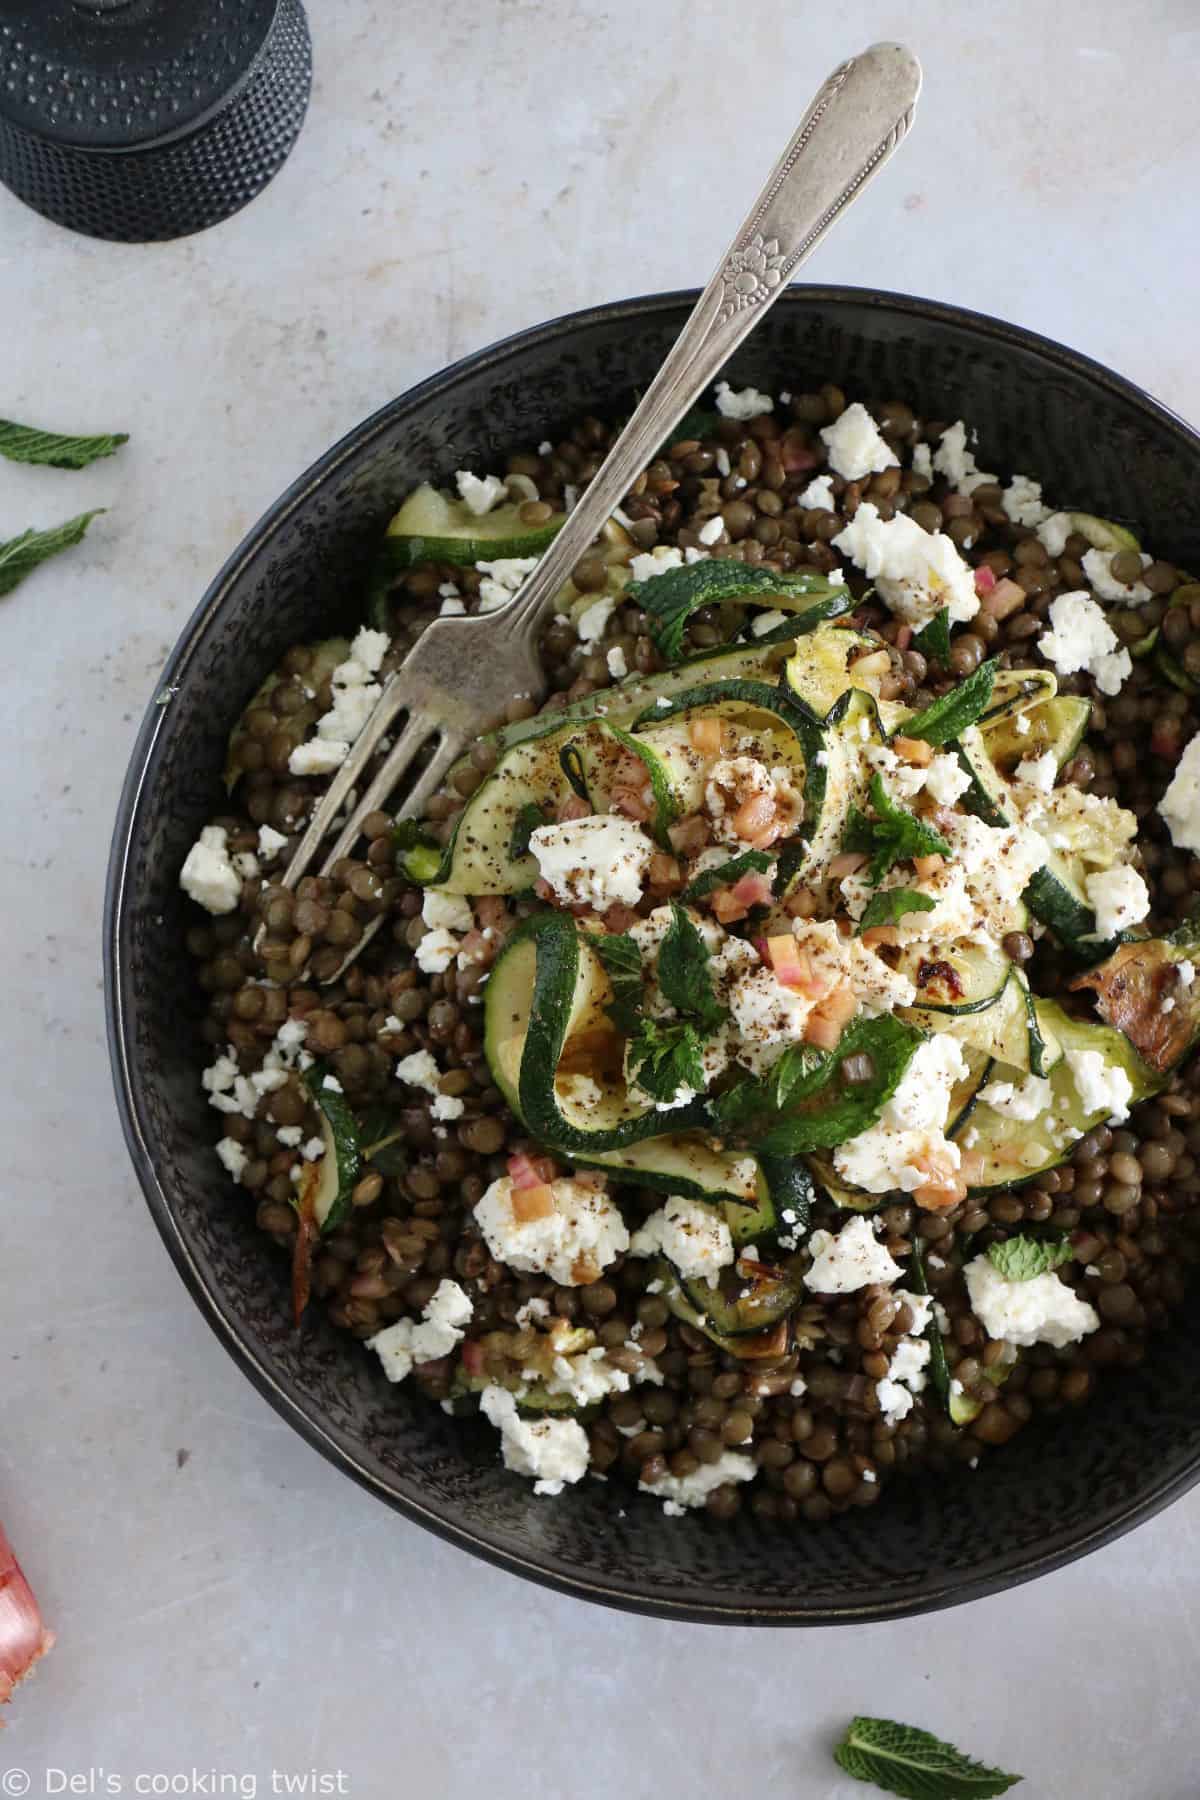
[181,381,1200,1521]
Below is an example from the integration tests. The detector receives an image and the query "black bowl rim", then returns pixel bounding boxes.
[105,283,1200,1626]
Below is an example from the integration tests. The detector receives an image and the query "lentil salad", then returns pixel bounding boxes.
[179,381,1200,1522]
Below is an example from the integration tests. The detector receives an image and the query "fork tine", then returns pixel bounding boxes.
[277,671,412,892]
[318,711,458,874]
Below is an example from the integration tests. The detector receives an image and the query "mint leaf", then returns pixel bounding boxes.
[509,801,547,861]
[913,608,951,664]
[0,418,128,470]
[558,742,591,807]
[679,847,773,902]
[857,887,937,935]
[986,1233,1072,1282]
[834,1716,1020,1799]
[658,902,725,1030]
[844,775,952,884]
[626,1015,705,1103]
[589,931,644,1035]
[713,1014,924,1154]
[0,509,103,598]
[901,657,998,746]
[629,561,849,661]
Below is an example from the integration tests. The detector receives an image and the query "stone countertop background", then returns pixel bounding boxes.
[3,2,1199,1795]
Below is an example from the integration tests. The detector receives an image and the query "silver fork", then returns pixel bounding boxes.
[278,41,921,978]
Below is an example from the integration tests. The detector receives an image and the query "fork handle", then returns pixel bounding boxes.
[503,41,921,648]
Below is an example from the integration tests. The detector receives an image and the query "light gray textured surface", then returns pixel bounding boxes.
[3,3,1199,1795]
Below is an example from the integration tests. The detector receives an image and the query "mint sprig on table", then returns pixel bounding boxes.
[834,1715,1021,1798]
[900,657,998,746]
[0,417,128,470]
[0,509,104,598]
[987,1232,1072,1281]
[856,887,936,935]
[844,775,952,885]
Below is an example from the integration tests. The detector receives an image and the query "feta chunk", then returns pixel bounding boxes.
[1065,1046,1133,1124]
[606,644,628,679]
[422,889,474,933]
[804,1214,903,1294]
[395,1048,442,1095]
[1159,730,1200,855]
[1014,751,1058,793]
[1082,546,1152,606]
[697,513,726,546]
[480,1385,590,1495]
[704,755,799,846]
[639,1450,756,1510]
[1002,474,1051,528]
[964,1256,1099,1349]
[932,421,996,495]
[833,501,978,627]
[454,469,506,515]
[921,752,972,806]
[575,594,615,643]
[1036,513,1073,557]
[180,825,242,915]
[1038,592,1131,696]
[474,1174,630,1285]
[529,815,654,909]
[715,380,773,420]
[628,1195,734,1287]
[1085,864,1150,938]
[476,555,538,613]
[215,1137,248,1180]
[367,1279,474,1382]
[629,544,685,583]
[820,403,898,482]
[415,927,460,973]
[750,609,788,637]
[875,1378,915,1426]
[289,738,349,776]
[797,473,836,512]
[911,442,933,481]
[978,1073,1052,1121]
[833,1036,967,1195]
[257,823,289,860]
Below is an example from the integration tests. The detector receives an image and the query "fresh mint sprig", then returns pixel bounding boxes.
[987,1233,1072,1282]
[834,1715,1021,1798]
[0,418,128,470]
[843,775,952,885]
[0,509,104,598]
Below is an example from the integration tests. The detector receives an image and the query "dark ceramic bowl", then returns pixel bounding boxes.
[105,287,1200,1625]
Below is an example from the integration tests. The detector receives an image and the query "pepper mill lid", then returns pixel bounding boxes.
[0,0,312,242]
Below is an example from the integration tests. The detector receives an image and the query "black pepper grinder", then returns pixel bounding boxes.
[0,0,312,242]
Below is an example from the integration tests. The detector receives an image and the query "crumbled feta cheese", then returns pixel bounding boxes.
[432,1094,464,1120]
[455,469,506,515]
[964,1256,1099,1349]
[257,823,289,861]
[476,555,538,613]
[322,1074,343,1094]
[215,1137,248,1180]
[704,755,799,846]
[841,861,976,946]
[1038,591,1132,696]
[629,1195,734,1287]
[751,608,788,638]
[939,811,1047,930]
[301,1136,325,1161]
[576,595,615,643]
[875,1378,914,1426]
[833,1036,967,1195]
[438,581,461,600]
[629,544,685,583]
[1015,713,1031,736]
[289,738,349,776]
[911,442,933,481]
[1015,751,1058,793]
[1159,730,1200,855]
[866,743,928,802]
[715,381,773,420]
[439,597,466,616]
[422,889,474,933]
[1036,513,1073,557]
[537,440,553,456]
[367,1279,474,1383]
[797,473,836,512]
[180,825,242,914]
[922,752,973,805]
[606,644,628,679]
[1066,1046,1133,1124]
[804,1215,902,1294]
[715,446,731,477]
[833,501,977,627]
[529,815,654,909]
[475,1175,630,1285]
[276,1125,303,1148]
[978,1073,1052,1121]
[1002,474,1050,528]
[820,403,899,482]
[480,1386,590,1495]
[1082,546,1152,606]
[895,1289,933,1335]
[515,1296,551,1328]
[933,421,996,495]
[697,513,725,546]
[395,1048,442,1095]
[415,927,460,973]
[1179,961,1196,989]
[1086,864,1150,938]
[351,627,390,675]
[887,1335,931,1391]
[639,1451,756,1509]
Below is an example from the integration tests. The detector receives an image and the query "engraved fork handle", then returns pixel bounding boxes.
[504,41,921,650]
